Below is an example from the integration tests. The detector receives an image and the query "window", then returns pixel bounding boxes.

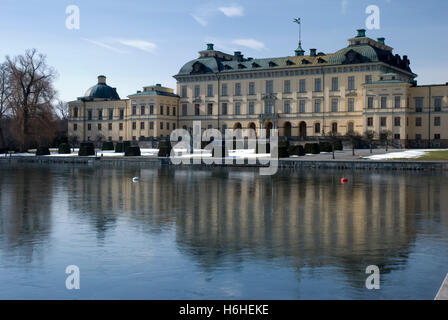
[234,102,241,115]
[132,122,136,130]
[348,98,355,112]
[381,96,387,109]
[222,103,228,115]
[173,107,176,116]
[173,123,176,130]
[249,102,255,114]
[367,97,374,109]
[160,122,164,130]
[299,100,306,113]
[150,105,154,115]
[266,80,273,94]
[249,82,255,95]
[314,78,321,92]
[331,77,338,91]
[73,123,77,131]
[348,122,354,133]
[299,79,306,93]
[434,117,441,126]
[207,104,213,115]
[265,101,273,113]
[140,122,145,130]
[160,105,164,115]
[284,80,291,93]
[435,97,442,112]
[331,99,338,112]
[119,123,123,130]
[132,105,137,115]
[314,99,321,113]
[141,105,145,115]
[207,84,213,97]
[284,101,290,114]
[222,124,227,134]
[331,122,338,133]
[73,107,78,118]
[222,84,228,96]
[394,117,401,126]
[194,85,200,98]
[394,96,401,108]
[98,109,103,120]
[87,123,91,131]
[119,136,123,141]
[365,75,372,84]
[314,122,321,134]
[235,83,241,96]
[167,106,170,115]
[87,109,92,120]
[416,117,422,127]
[435,134,441,140]
[380,117,386,127]
[108,123,112,130]
[348,76,355,90]
[167,123,170,130]
[181,86,187,98]
[415,98,423,112]
[149,122,154,129]
[108,136,112,142]
[367,117,373,127]
[416,134,422,140]
[182,104,187,116]
[108,108,113,120]
[195,104,200,116]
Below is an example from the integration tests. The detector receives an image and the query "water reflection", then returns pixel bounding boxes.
[1,163,448,298]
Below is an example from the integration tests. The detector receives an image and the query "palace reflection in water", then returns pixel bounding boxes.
[1,164,447,299]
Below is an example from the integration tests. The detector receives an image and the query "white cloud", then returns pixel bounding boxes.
[191,14,208,27]
[341,0,348,15]
[218,4,244,17]
[232,38,265,51]
[114,39,157,53]
[81,38,127,54]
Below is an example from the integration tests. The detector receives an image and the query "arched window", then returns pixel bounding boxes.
[332,122,338,133]
[314,122,321,134]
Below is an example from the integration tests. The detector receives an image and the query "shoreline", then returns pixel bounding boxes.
[2,155,448,171]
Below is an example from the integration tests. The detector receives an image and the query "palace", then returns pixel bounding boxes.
[68,29,448,147]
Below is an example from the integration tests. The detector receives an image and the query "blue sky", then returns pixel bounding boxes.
[0,0,447,101]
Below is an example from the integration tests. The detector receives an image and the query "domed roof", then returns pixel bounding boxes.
[83,75,120,100]
[328,44,382,65]
[177,57,221,76]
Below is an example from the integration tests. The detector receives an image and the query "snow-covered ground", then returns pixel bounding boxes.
[363,149,448,160]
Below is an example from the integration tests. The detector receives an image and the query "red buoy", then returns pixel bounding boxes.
[341,178,348,184]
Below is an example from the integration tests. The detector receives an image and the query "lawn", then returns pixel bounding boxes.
[396,150,448,161]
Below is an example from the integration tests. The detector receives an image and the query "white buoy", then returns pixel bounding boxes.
[132,177,139,182]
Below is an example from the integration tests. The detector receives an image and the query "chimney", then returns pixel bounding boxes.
[206,43,214,50]
[156,83,162,87]
[98,75,106,84]
[234,51,243,62]
[356,29,366,37]
[310,49,317,57]
[377,37,385,45]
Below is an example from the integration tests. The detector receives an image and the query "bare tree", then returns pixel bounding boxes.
[55,100,69,120]
[346,131,361,156]
[379,130,393,152]
[0,62,12,149]
[6,49,58,151]
[364,130,377,154]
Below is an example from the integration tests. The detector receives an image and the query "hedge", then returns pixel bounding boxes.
[288,145,305,156]
[115,141,131,153]
[36,147,50,156]
[158,140,172,157]
[58,143,71,154]
[304,143,320,154]
[78,142,95,156]
[125,146,141,156]
[102,141,115,151]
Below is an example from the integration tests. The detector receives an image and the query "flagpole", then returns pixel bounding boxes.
[299,19,302,45]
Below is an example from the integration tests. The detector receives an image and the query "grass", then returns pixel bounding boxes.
[395,150,448,161]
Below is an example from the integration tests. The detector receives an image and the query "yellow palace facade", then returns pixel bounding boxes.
[69,29,448,147]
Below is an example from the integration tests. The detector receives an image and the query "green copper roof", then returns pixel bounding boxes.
[128,90,179,98]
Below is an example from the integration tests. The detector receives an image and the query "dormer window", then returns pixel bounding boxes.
[252,62,260,68]
[238,64,246,69]
[317,58,326,64]
[301,59,310,64]
[286,60,295,66]
[268,61,277,67]
[224,65,233,70]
